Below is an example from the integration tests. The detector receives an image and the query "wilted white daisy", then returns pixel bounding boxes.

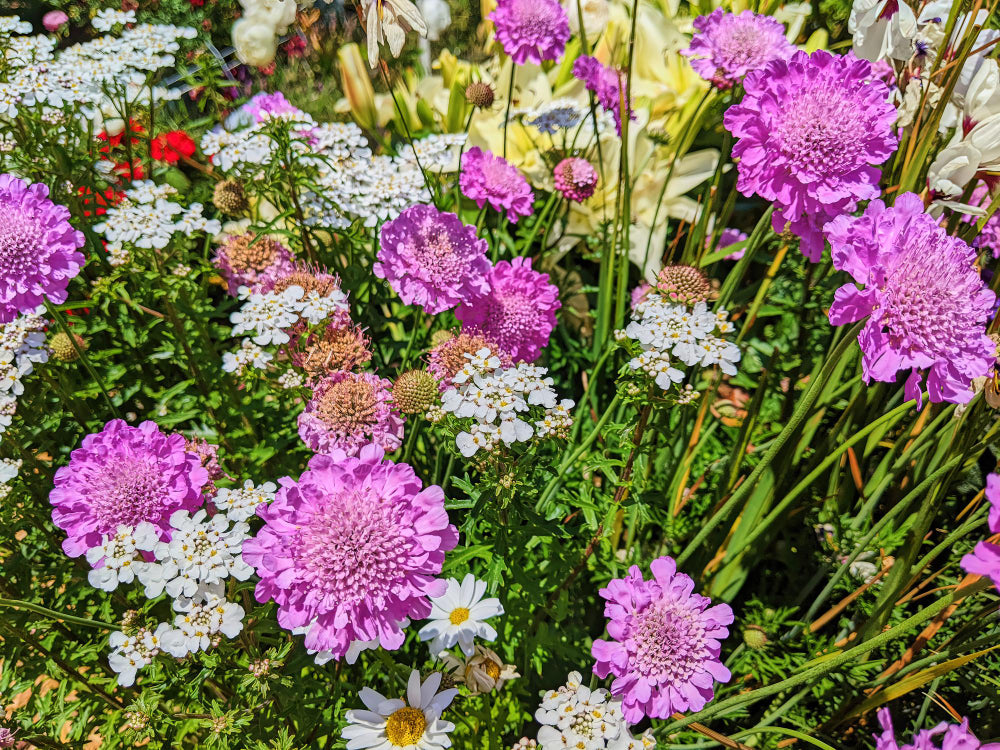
[342,670,457,749]
[418,573,503,657]
[441,644,519,695]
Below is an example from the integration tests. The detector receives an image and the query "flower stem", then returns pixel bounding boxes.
[44,300,120,420]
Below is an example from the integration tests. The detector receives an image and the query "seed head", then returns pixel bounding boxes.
[50,331,87,361]
[465,81,495,109]
[212,179,248,215]
[393,370,439,415]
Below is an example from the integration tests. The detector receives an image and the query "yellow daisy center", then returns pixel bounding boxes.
[385,707,426,747]
[449,607,470,625]
[483,659,502,680]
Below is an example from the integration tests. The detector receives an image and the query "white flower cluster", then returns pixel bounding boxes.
[92,8,136,32]
[93,181,220,262]
[440,349,575,457]
[231,0,296,67]
[0,458,22,499]
[620,294,740,392]
[0,20,194,118]
[535,672,656,750]
[0,308,48,443]
[200,110,318,173]
[225,284,348,373]
[89,497,271,685]
[400,132,467,172]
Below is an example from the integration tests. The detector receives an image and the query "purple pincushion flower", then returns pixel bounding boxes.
[242,91,303,124]
[49,420,208,558]
[489,0,570,65]
[961,473,1000,594]
[553,157,599,202]
[962,182,1000,259]
[375,204,492,314]
[213,233,296,296]
[826,192,996,407]
[297,371,404,456]
[573,55,636,136]
[874,707,1000,750]
[460,147,535,222]
[242,444,459,661]
[0,174,85,324]
[591,556,733,723]
[682,9,796,89]
[715,227,749,260]
[723,50,897,261]
[455,256,560,363]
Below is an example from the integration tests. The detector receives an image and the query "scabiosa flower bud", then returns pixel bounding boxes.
[212,179,249,216]
[49,330,87,362]
[297,371,404,456]
[465,81,495,109]
[393,370,439,415]
[553,158,598,202]
[655,265,712,305]
[293,320,371,377]
[430,329,455,348]
[213,233,295,296]
[742,625,769,649]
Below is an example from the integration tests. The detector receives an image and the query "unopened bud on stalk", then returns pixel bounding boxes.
[465,81,495,109]
[213,179,249,216]
[50,331,87,362]
[742,624,768,650]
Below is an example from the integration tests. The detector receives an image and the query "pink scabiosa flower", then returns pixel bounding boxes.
[553,157,598,203]
[682,9,796,89]
[0,174,85,324]
[591,555,733,723]
[43,10,69,31]
[49,420,208,558]
[630,282,652,311]
[873,707,1000,750]
[826,192,996,407]
[960,473,1000,593]
[723,50,897,261]
[297,371,404,456]
[375,204,492,314]
[489,0,570,65]
[460,147,535,222]
[213,233,296,296]
[715,227,749,260]
[242,444,459,660]
[573,55,635,136]
[455,257,560,363]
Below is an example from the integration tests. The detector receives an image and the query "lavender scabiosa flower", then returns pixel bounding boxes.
[715,227,749,260]
[961,473,1000,594]
[962,182,1000,259]
[375,205,492,314]
[553,157,599,203]
[460,147,535,222]
[242,445,459,660]
[873,707,1000,750]
[489,0,570,65]
[455,257,560,363]
[826,192,996,407]
[49,420,208,558]
[1,174,85,324]
[591,555,733,723]
[213,233,296,296]
[724,50,897,261]
[573,55,635,136]
[297,371,404,456]
[682,9,796,89]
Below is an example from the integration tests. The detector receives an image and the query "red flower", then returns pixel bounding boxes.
[97,119,144,154]
[151,130,196,164]
[78,183,123,217]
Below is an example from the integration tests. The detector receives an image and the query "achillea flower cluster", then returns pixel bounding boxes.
[375,204,491,313]
[50,420,209,558]
[297,371,404,456]
[460,147,535,222]
[573,56,635,136]
[489,0,570,65]
[213,232,296,296]
[553,157,599,202]
[0,174,85,324]
[873,707,1000,750]
[592,556,733,722]
[243,446,459,660]
[682,9,796,89]
[961,473,1000,593]
[724,50,897,261]
[826,192,996,407]
[456,257,560,363]
[427,331,513,389]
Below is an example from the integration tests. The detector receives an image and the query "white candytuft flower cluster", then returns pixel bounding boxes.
[222,338,273,376]
[90,491,274,684]
[535,672,656,750]
[619,293,740,392]
[0,457,22,499]
[1,308,48,444]
[93,181,221,264]
[0,18,193,118]
[439,348,574,457]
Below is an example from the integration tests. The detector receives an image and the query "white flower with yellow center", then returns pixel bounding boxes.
[342,670,457,749]
[441,644,519,695]
[418,574,503,657]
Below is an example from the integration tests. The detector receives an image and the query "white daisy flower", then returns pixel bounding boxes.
[342,670,457,750]
[418,574,503,657]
